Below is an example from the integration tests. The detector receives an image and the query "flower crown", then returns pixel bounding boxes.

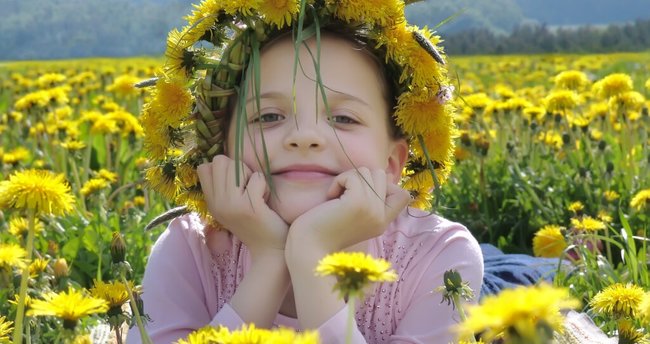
[140,0,458,224]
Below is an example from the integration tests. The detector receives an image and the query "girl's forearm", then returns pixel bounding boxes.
[286,244,346,329]
[230,249,291,328]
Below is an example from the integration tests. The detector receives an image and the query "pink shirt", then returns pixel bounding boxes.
[127,208,483,344]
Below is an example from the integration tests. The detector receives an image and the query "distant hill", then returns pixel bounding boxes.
[1,0,649,60]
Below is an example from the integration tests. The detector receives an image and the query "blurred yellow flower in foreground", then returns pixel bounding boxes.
[458,284,579,343]
[533,225,567,258]
[177,324,320,344]
[0,169,75,216]
[315,251,397,299]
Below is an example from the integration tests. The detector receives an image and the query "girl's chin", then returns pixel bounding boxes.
[269,192,329,224]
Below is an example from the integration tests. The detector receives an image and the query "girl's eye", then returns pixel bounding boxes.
[328,115,358,125]
[252,113,284,123]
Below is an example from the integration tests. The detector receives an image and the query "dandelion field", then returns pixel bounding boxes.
[0,51,649,343]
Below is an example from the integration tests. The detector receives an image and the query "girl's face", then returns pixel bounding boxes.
[227,34,408,224]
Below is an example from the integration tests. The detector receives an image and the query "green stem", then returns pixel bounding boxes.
[69,157,86,213]
[452,294,476,343]
[346,297,355,344]
[13,210,36,344]
[122,275,152,344]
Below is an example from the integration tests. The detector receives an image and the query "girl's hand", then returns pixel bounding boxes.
[197,155,289,256]
[287,167,410,256]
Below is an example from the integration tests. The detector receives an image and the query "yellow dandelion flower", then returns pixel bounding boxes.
[594,73,633,98]
[554,70,590,91]
[0,316,13,342]
[90,116,119,135]
[631,189,650,211]
[80,178,110,197]
[223,0,262,16]
[8,216,45,237]
[639,292,650,326]
[151,77,193,127]
[79,110,103,124]
[523,105,546,122]
[28,257,49,276]
[590,283,644,319]
[259,0,300,28]
[394,87,451,135]
[462,92,492,110]
[609,91,646,113]
[590,128,603,141]
[567,201,584,214]
[36,73,66,88]
[570,216,606,232]
[9,293,32,310]
[179,324,320,344]
[328,0,404,27]
[176,163,199,188]
[28,289,109,328]
[2,147,30,165]
[537,130,563,150]
[616,318,648,344]
[106,74,141,97]
[458,284,580,343]
[0,169,75,216]
[134,196,146,207]
[402,170,433,210]
[532,225,567,258]
[0,243,27,270]
[544,89,581,113]
[145,163,178,200]
[90,280,134,310]
[105,109,145,137]
[177,325,230,344]
[597,210,613,223]
[71,334,93,344]
[604,190,620,202]
[315,251,397,298]
[60,140,86,151]
[96,169,118,183]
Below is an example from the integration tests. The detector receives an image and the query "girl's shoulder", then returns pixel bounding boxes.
[386,207,471,240]
[160,212,234,246]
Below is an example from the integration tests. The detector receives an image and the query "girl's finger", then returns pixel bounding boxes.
[197,163,213,204]
[384,182,411,220]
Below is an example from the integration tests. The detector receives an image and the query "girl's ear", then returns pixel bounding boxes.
[387,138,408,184]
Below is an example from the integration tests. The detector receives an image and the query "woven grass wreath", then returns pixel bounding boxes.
[139,0,458,224]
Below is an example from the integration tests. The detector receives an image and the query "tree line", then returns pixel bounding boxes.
[443,19,650,55]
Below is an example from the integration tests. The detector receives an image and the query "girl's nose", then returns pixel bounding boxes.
[283,116,327,152]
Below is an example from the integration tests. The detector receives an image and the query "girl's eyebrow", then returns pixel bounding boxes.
[245,91,285,105]
[245,90,370,107]
[329,92,370,107]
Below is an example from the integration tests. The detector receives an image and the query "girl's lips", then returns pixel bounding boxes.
[274,170,334,181]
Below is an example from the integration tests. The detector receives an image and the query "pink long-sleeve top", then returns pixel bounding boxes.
[127,207,483,344]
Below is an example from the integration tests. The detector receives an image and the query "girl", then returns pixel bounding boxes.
[130,1,483,343]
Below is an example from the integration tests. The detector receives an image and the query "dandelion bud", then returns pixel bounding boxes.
[606,161,615,174]
[53,258,69,279]
[110,232,126,264]
[530,120,538,131]
[554,113,562,123]
[598,140,607,151]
